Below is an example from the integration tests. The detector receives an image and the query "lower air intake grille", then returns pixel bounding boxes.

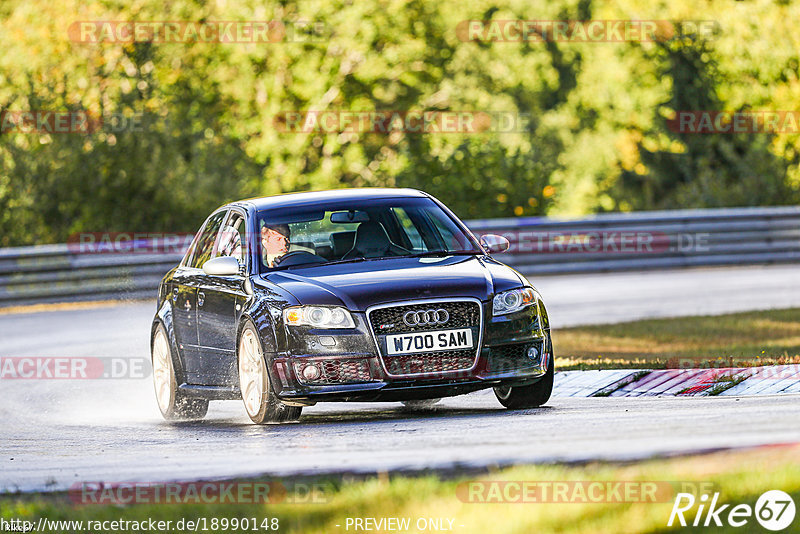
[294,358,372,385]
[487,341,543,373]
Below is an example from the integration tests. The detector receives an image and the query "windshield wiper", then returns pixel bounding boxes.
[406,250,478,258]
[319,257,372,266]
[269,257,366,271]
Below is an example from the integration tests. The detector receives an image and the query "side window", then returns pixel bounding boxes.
[190,211,227,269]
[216,212,247,264]
[431,216,454,244]
[181,230,201,267]
[428,211,468,250]
[392,208,424,250]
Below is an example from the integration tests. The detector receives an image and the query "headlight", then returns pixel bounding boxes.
[492,287,538,316]
[283,306,355,328]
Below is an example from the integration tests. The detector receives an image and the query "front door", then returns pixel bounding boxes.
[174,208,229,384]
[196,274,246,385]
[195,209,249,385]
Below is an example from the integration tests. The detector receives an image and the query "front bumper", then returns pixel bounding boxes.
[270,299,550,404]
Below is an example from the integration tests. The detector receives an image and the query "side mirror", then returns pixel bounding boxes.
[202,256,240,276]
[479,234,510,254]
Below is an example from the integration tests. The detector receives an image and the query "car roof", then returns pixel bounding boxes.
[230,188,430,211]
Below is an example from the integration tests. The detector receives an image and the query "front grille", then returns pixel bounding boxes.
[384,351,476,375]
[488,341,542,373]
[294,358,372,385]
[368,300,482,377]
[369,301,479,335]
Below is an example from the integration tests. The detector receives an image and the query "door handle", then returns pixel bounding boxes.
[172,288,178,302]
[198,291,205,307]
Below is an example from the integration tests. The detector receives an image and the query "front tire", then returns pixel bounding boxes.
[151,324,209,421]
[238,321,301,424]
[494,334,554,409]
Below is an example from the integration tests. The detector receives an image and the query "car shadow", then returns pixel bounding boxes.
[161,403,556,431]
[300,404,555,425]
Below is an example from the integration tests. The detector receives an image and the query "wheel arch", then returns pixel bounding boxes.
[236,307,282,389]
[537,297,551,334]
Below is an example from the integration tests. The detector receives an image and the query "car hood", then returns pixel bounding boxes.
[259,255,528,311]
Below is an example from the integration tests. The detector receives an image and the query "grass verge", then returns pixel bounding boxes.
[552,308,800,370]
[2,445,799,534]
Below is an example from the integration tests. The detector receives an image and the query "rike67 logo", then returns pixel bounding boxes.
[669,490,796,531]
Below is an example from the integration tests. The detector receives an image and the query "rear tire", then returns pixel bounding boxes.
[238,321,302,424]
[494,334,554,409]
[151,324,209,421]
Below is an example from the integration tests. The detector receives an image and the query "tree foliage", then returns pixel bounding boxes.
[1,0,798,246]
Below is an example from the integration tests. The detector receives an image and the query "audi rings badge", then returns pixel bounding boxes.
[403,309,450,327]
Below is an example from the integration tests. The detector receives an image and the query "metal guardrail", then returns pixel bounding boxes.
[468,205,800,275]
[1,206,799,307]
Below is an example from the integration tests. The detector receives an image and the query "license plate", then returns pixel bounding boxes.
[385,328,473,355]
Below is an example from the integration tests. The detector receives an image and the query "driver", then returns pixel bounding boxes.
[261,223,290,267]
[261,223,316,267]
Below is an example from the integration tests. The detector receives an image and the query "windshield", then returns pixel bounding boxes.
[256,197,481,272]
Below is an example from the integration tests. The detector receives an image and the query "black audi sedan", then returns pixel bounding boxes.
[150,188,553,423]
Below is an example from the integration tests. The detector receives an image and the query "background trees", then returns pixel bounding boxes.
[1,0,798,246]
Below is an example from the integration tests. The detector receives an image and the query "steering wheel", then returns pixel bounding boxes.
[272,250,325,267]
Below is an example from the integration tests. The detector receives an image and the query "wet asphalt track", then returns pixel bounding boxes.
[2,265,799,492]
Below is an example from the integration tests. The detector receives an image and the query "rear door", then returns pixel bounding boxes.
[170,270,199,372]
